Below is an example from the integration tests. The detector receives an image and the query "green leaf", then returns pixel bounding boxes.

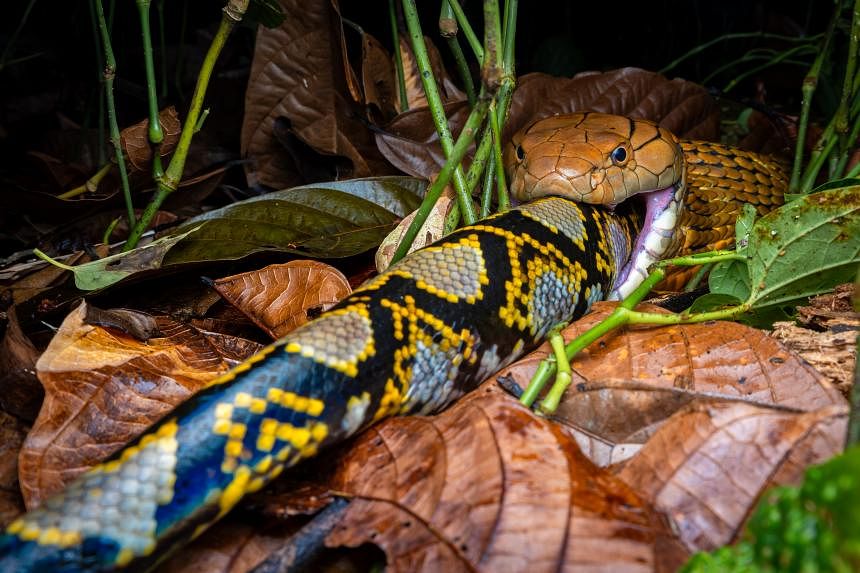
[734,202,756,254]
[686,292,743,314]
[163,177,426,265]
[744,186,860,312]
[699,186,860,326]
[708,259,750,301]
[37,226,202,291]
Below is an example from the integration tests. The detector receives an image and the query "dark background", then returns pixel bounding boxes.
[0,0,836,255]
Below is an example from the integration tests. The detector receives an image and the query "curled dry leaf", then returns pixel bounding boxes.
[616,400,847,553]
[213,261,352,340]
[19,302,260,508]
[361,31,398,121]
[119,106,182,172]
[496,302,846,467]
[374,100,471,178]
[375,183,455,272]
[241,0,393,189]
[375,68,719,179]
[322,382,688,573]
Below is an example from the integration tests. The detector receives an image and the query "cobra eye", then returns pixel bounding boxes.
[515,145,525,161]
[611,146,628,164]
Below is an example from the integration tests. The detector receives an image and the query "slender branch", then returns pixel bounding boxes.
[0,0,38,70]
[95,0,136,228]
[835,0,860,136]
[439,3,476,106]
[401,0,477,225]
[480,151,495,217]
[792,6,841,193]
[489,100,509,210]
[57,163,113,199]
[388,0,408,112]
[124,2,246,251]
[659,31,825,75]
[444,0,483,62]
[390,100,490,265]
[446,37,476,106]
[136,0,164,180]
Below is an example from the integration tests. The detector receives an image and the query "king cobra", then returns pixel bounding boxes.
[0,112,787,571]
[505,112,788,296]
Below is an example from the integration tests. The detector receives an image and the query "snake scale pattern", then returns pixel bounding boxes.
[0,112,788,571]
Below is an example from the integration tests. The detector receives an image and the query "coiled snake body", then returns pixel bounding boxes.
[0,112,788,571]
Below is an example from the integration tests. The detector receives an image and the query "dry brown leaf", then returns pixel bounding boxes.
[397,35,466,111]
[375,183,455,272]
[616,400,847,553]
[361,31,398,121]
[119,107,182,172]
[495,302,846,467]
[0,306,44,423]
[322,382,688,573]
[213,261,352,340]
[241,0,394,189]
[19,302,258,507]
[374,100,471,178]
[375,68,719,179]
[0,411,27,527]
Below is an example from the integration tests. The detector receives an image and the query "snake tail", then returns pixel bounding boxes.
[0,197,640,572]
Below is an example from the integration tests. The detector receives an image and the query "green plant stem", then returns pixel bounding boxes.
[466,124,494,191]
[136,0,164,180]
[481,0,504,89]
[522,250,744,409]
[446,37,476,106]
[95,0,135,228]
[702,45,815,86]
[0,0,37,71]
[444,0,483,61]
[538,326,573,412]
[480,152,495,217]
[401,0,477,226]
[659,31,824,75]
[390,100,490,266]
[88,0,107,164]
[835,0,860,136]
[388,0,408,112]
[124,3,244,251]
[790,9,839,192]
[722,44,818,93]
[683,262,713,292]
[57,163,113,199]
[489,100,509,210]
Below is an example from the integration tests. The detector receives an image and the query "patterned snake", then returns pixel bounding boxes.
[0,112,788,571]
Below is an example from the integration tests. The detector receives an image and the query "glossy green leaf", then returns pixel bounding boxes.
[46,226,201,291]
[743,186,860,311]
[163,177,426,265]
[704,186,860,325]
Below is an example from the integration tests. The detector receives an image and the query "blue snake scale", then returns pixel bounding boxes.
[0,197,640,571]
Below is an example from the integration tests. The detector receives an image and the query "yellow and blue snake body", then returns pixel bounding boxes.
[0,197,640,571]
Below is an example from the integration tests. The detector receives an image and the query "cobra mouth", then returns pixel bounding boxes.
[609,183,684,300]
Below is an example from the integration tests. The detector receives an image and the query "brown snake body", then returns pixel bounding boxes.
[505,112,789,295]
